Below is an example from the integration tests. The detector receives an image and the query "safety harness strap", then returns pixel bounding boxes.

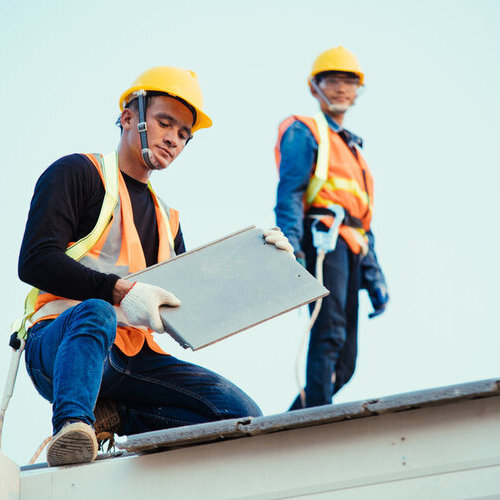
[307,206,363,229]
[305,112,330,204]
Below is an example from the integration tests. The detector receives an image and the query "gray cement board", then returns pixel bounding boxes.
[127,226,329,350]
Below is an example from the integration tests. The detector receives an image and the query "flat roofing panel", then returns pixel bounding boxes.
[128,226,328,350]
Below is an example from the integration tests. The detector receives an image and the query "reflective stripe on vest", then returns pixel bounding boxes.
[305,112,372,215]
[305,112,331,204]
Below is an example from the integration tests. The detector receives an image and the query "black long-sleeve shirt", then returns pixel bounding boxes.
[18,154,185,304]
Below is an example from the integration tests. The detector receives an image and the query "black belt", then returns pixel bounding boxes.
[306,207,363,229]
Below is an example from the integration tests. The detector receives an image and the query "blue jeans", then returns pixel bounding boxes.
[25,299,262,435]
[290,221,361,410]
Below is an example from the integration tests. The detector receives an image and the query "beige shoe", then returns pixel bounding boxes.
[47,421,98,467]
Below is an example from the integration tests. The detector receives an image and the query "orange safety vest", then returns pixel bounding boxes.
[30,153,179,356]
[275,114,374,254]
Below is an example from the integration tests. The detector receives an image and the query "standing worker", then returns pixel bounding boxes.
[16,66,293,466]
[274,47,389,409]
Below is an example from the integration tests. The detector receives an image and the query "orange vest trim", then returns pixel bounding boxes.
[32,153,179,357]
[275,116,297,172]
[275,115,375,254]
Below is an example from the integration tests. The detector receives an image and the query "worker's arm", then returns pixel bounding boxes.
[18,154,121,303]
[274,121,317,257]
[173,226,186,255]
[360,230,389,318]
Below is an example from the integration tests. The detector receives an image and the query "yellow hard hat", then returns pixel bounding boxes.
[119,66,212,132]
[309,46,364,86]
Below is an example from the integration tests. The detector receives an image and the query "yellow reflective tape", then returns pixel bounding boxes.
[313,112,330,181]
[323,176,371,207]
[66,152,119,261]
[306,112,330,204]
[10,287,40,337]
[306,177,327,205]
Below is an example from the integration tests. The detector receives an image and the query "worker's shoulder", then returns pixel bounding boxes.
[37,153,102,189]
[279,114,316,134]
[278,115,316,145]
[279,114,312,127]
[44,153,98,177]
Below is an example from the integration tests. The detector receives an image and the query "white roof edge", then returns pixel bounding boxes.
[118,377,500,453]
[21,377,500,471]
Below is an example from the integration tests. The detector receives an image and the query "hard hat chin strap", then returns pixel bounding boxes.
[309,77,335,111]
[133,89,194,168]
[135,90,158,170]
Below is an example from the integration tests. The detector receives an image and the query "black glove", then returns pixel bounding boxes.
[368,283,389,319]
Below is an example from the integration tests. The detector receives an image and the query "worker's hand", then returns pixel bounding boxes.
[119,281,181,332]
[368,283,389,319]
[263,227,294,256]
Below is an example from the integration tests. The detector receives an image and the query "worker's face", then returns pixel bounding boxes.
[122,95,194,170]
[312,72,359,114]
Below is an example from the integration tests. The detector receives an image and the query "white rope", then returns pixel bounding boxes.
[295,249,325,408]
[29,435,51,465]
[0,339,25,449]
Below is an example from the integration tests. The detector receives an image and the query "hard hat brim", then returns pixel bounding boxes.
[119,85,212,132]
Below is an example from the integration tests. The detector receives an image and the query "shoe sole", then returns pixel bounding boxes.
[47,422,98,467]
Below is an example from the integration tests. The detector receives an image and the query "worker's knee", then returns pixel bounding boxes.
[71,299,117,346]
[227,398,262,419]
[333,365,355,394]
[78,298,116,323]
[310,328,347,356]
[215,383,263,419]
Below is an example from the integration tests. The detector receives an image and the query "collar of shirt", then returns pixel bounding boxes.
[324,113,363,149]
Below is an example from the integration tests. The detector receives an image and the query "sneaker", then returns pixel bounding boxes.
[47,421,98,467]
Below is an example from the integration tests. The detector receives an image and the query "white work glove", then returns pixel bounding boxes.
[263,227,295,256]
[119,282,181,333]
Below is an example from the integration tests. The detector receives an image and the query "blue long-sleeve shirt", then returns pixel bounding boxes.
[274,113,386,291]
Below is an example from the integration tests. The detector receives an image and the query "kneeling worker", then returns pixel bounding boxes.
[17,66,293,466]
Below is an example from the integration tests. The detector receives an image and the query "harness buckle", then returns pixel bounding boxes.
[137,122,147,133]
[310,204,345,253]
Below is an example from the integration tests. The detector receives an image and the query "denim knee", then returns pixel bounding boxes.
[213,381,263,419]
[233,394,262,418]
[71,299,117,347]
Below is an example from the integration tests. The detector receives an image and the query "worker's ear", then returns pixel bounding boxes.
[120,108,135,130]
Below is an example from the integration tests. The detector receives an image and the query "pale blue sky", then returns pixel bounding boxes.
[1,0,499,464]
